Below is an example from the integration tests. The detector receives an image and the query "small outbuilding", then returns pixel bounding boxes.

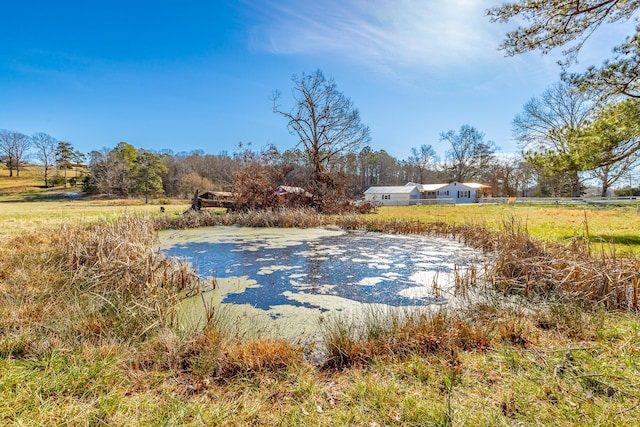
[363,185,422,205]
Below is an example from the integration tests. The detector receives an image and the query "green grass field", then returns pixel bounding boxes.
[0,164,190,237]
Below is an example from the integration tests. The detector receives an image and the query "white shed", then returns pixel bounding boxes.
[363,185,422,206]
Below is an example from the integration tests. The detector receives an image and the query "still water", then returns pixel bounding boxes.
[159,226,482,340]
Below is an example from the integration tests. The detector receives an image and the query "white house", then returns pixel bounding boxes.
[363,185,422,205]
[434,182,487,204]
[364,182,489,205]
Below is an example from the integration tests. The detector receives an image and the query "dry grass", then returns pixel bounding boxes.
[0,215,201,359]
[490,218,640,310]
[320,308,492,370]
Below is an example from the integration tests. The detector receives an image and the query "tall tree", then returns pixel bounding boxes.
[110,142,139,196]
[31,132,58,187]
[84,149,109,194]
[358,146,377,189]
[273,69,370,197]
[487,1,640,98]
[72,150,85,186]
[133,150,167,203]
[407,144,438,183]
[579,98,640,196]
[440,125,497,182]
[513,82,594,196]
[0,130,30,177]
[373,149,403,185]
[55,141,75,188]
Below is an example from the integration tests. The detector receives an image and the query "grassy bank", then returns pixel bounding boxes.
[377,204,640,255]
[0,199,639,425]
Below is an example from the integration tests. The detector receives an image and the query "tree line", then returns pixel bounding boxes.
[1,122,521,201]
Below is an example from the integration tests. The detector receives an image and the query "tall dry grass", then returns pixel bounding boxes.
[490,218,640,310]
[0,215,202,358]
[55,216,202,344]
[318,302,553,371]
[319,308,485,370]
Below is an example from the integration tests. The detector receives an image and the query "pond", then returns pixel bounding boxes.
[159,226,483,342]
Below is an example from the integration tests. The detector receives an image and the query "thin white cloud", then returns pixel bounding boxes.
[246,0,502,72]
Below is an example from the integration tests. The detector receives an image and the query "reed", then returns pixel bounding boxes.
[55,216,203,345]
[320,307,493,370]
[134,322,305,380]
[490,217,640,310]
[0,215,204,360]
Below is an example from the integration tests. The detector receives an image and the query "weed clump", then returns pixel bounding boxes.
[134,323,304,382]
[320,309,493,370]
[0,215,202,358]
[491,218,640,310]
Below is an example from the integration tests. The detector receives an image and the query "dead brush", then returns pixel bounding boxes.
[490,218,640,310]
[321,308,492,370]
[214,338,304,379]
[54,215,202,344]
[131,304,304,380]
[178,329,304,380]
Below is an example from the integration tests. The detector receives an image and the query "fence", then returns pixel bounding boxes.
[369,198,457,206]
[479,196,639,206]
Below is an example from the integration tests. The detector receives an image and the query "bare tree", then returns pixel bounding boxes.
[513,82,594,196]
[31,132,58,187]
[514,82,593,150]
[441,125,497,182]
[0,130,13,175]
[0,130,30,177]
[589,154,640,197]
[584,100,640,196]
[273,69,370,197]
[408,144,438,183]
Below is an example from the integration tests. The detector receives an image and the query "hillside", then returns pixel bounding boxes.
[0,163,85,200]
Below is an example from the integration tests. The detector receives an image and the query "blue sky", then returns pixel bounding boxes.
[0,0,629,160]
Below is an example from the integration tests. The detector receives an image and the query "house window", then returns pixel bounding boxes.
[382,194,390,200]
